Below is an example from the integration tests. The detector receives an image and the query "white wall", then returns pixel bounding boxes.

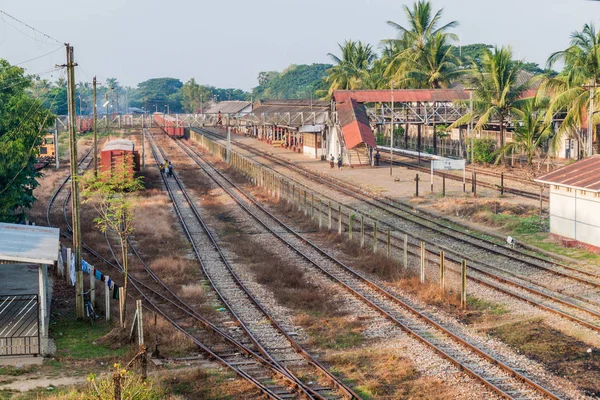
[549,186,600,248]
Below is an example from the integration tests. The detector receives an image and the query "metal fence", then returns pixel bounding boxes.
[0,294,40,356]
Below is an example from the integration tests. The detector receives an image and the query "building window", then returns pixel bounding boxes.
[581,190,587,196]
[566,188,572,193]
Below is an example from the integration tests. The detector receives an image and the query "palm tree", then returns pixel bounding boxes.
[495,99,553,169]
[401,32,462,88]
[323,40,376,98]
[462,46,534,165]
[542,23,600,155]
[383,0,459,88]
[386,0,458,52]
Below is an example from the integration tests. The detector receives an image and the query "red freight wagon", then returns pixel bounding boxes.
[153,112,185,137]
[100,139,140,177]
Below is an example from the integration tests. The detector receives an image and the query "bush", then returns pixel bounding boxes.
[470,138,497,164]
[82,365,167,400]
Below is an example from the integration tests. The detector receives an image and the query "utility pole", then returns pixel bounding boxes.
[390,80,394,176]
[65,44,84,318]
[588,83,595,157]
[93,76,98,176]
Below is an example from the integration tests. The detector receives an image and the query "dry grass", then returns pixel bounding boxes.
[432,198,537,222]
[230,236,337,315]
[488,319,600,397]
[159,368,261,399]
[294,314,364,350]
[326,349,458,399]
[143,314,197,358]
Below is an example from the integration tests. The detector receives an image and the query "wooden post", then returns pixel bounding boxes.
[442,175,446,197]
[119,287,125,328]
[420,242,425,284]
[415,174,420,197]
[113,373,122,400]
[439,251,445,291]
[90,266,96,308]
[338,205,342,235]
[105,275,111,321]
[319,200,323,229]
[360,215,365,247]
[66,248,71,283]
[461,260,467,309]
[473,172,477,197]
[501,172,504,195]
[403,234,408,269]
[373,221,378,252]
[349,214,354,240]
[328,201,332,230]
[387,228,391,258]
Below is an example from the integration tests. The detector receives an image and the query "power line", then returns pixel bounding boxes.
[0,10,63,46]
[14,47,64,66]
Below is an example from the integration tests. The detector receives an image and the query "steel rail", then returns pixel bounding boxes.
[46,144,293,400]
[171,134,561,400]
[194,128,600,320]
[148,131,358,400]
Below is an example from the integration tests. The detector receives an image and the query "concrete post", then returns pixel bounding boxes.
[461,260,467,309]
[387,228,391,258]
[439,250,445,291]
[360,215,365,248]
[328,201,332,230]
[90,264,96,307]
[105,275,111,321]
[373,221,378,252]
[349,214,353,240]
[38,264,48,337]
[338,205,342,235]
[420,242,425,284]
[403,234,408,269]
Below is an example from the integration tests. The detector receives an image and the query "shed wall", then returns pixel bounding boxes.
[549,187,600,248]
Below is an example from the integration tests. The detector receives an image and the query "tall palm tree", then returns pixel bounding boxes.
[463,46,534,164]
[400,32,462,88]
[495,99,553,169]
[387,0,458,52]
[541,23,600,155]
[383,0,459,88]
[323,40,376,98]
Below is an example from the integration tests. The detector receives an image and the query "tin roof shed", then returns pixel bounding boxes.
[0,223,60,264]
[535,155,600,193]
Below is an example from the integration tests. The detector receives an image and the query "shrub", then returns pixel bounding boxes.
[470,138,497,164]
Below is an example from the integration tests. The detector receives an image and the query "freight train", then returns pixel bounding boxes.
[100,139,140,177]
[153,112,185,137]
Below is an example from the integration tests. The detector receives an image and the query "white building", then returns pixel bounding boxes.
[535,155,600,251]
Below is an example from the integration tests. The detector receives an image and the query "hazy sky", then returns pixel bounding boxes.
[2,0,599,91]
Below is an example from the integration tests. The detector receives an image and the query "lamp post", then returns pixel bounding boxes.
[390,80,395,176]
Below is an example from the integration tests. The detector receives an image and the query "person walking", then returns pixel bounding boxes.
[374,150,381,166]
[329,154,335,169]
[167,161,173,178]
[164,160,170,178]
[337,154,343,170]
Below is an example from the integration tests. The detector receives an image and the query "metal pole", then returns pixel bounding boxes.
[589,85,595,157]
[93,76,98,176]
[390,81,394,176]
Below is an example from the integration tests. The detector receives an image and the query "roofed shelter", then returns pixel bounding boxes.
[535,155,600,251]
[0,223,59,356]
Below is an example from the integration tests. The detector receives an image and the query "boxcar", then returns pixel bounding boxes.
[153,112,185,137]
[100,139,140,177]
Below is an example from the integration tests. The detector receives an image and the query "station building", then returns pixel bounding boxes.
[535,155,600,251]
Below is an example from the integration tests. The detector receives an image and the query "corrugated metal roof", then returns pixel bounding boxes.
[535,155,600,192]
[252,99,329,114]
[336,99,376,149]
[334,89,470,103]
[103,139,135,152]
[205,101,252,115]
[0,223,60,264]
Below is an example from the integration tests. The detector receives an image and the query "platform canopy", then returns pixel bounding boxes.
[0,223,60,265]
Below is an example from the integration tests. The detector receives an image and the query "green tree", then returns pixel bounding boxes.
[0,59,54,222]
[384,0,460,88]
[181,78,212,113]
[495,99,553,168]
[461,46,534,164]
[129,77,184,113]
[82,164,143,328]
[253,64,331,99]
[542,22,600,154]
[323,40,376,98]
[451,43,492,68]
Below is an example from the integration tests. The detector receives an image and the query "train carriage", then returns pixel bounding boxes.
[153,112,185,137]
[100,139,140,177]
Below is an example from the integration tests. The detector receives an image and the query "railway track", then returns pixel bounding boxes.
[46,144,325,399]
[192,127,600,333]
[146,132,358,400]
[376,151,548,201]
[163,132,564,399]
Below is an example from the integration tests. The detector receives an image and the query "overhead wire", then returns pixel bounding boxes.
[0,10,63,46]
[14,47,64,66]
